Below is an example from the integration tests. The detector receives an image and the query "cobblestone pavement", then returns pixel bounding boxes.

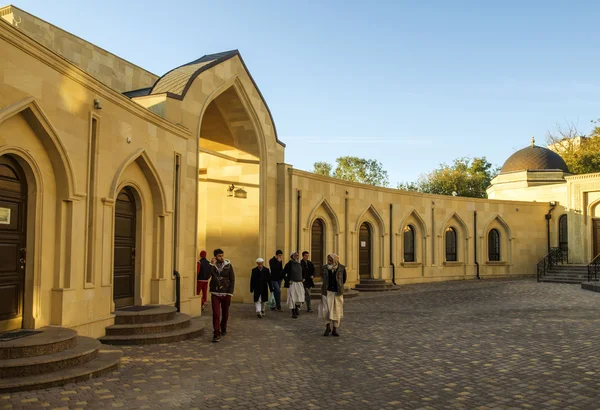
[4,278,600,409]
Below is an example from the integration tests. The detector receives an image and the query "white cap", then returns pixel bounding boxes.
[290,251,297,257]
[256,258,264,263]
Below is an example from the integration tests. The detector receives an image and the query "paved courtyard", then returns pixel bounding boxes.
[3,278,600,409]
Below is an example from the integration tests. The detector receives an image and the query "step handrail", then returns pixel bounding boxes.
[537,247,568,282]
[587,253,600,282]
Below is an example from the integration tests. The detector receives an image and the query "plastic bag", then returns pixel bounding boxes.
[267,292,276,309]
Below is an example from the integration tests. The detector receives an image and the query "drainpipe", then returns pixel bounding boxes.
[390,203,396,285]
[296,190,301,252]
[474,211,480,280]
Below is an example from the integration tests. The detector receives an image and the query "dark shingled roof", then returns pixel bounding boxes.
[501,145,570,173]
[147,50,284,147]
[150,50,238,96]
[123,87,152,98]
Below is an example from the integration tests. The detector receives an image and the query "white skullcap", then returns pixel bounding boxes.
[290,251,298,257]
[256,258,264,263]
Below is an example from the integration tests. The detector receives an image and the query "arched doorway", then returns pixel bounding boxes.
[359,222,372,279]
[113,187,136,309]
[311,219,325,275]
[0,156,28,331]
[558,214,568,253]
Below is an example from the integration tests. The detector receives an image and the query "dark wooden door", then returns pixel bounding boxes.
[593,219,600,260]
[311,219,324,275]
[113,187,136,309]
[359,223,371,279]
[559,215,568,252]
[0,156,27,331]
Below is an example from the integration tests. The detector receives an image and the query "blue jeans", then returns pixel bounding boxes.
[271,281,281,309]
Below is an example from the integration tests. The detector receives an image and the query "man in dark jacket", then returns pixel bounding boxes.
[268,250,284,311]
[196,250,211,311]
[209,248,235,343]
[284,251,305,319]
[250,258,272,318]
[301,251,315,313]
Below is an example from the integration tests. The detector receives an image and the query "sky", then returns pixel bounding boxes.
[10,0,600,185]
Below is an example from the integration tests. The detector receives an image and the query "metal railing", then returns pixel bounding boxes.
[587,254,600,282]
[537,247,568,282]
[173,270,181,312]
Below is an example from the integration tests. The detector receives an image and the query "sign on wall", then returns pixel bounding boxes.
[360,241,366,248]
[0,208,10,225]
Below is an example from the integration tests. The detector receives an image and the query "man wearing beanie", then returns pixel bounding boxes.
[196,250,211,311]
[283,251,305,319]
[250,258,271,318]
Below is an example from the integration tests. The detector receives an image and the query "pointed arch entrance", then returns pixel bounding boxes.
[311,219,325,274]
[359,222,372,279]
[113,187,137,309]
[0,155,28,330]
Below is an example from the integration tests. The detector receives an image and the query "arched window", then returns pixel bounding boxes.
[445,227,457,262]
[403,225,415,262]
[488,229,500,261]
[558,215,568,252]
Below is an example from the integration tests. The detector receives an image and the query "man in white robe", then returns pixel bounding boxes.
[319,254,347,337]
[284,251,305,319]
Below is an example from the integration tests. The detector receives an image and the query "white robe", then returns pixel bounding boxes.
[287,282,305,309]
[318,291,344,326]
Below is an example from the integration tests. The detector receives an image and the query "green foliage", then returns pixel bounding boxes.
[547,121,600,175]
[397,157,499,198]
[312,156,389,187]
[313,161,333,177]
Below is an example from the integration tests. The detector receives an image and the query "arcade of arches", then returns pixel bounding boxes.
[1,5,600,338]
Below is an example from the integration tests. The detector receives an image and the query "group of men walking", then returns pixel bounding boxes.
[197,248,347,342]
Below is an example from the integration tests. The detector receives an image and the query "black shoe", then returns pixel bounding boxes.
[257,312,262,318]
[332,327,339,337]
[324,324,331,337]
[292,309,298,319]
[307,309,313,313]
[296,307,300,316]
[277,307,282,312]
[221,329,227,336]
[212,335,220,343]
[270,307,276,311]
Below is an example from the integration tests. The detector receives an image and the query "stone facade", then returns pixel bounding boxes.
[0,6,578,338]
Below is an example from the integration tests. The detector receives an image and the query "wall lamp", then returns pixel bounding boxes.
[227,184,247,199]
[93,99,102,110]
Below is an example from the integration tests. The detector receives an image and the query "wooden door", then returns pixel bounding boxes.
[0,156,27,331]
[359,223,371,279]
[113,187,136,309]
[559,215,568,252]
[311,219,324,276]
[593,219,600,260]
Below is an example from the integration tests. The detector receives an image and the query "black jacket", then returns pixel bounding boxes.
[301,259,315,288]
[197,257,211,281]
[269,256,284,281]
[250,267,272,303]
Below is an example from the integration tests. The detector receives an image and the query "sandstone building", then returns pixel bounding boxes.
[0,5,598,339]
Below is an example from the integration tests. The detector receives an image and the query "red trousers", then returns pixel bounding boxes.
[197,280,209,305]
[211,294,231,337]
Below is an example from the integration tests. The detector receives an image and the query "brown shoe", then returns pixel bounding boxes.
[324,324,331,336]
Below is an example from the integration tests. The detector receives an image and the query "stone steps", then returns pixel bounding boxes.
[539,264,593,284]
[0,347,122,393]
[105,313,191,336]
[99,306,204,345]
[353,279,401,292]
[0,327,122,393]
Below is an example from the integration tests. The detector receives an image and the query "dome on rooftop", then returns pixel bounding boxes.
[500,138,570,174]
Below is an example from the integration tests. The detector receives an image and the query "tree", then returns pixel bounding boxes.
[546,121,600,174]
[397,157,499,198]
[313,161,333,177]
[312,156,389,187]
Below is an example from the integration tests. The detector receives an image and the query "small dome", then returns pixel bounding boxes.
[501,142,569,174]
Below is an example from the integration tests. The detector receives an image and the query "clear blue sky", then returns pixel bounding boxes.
[12,0,600,185]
